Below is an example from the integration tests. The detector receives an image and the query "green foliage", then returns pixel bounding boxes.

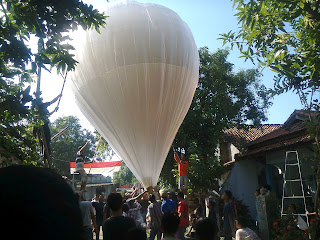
[0,0,106,164]
[188,154,225,195]
[160,47,270,193]
[113,161,137,187]
[221,0,320,228]
[50,116,95,176]
[94,131,115,161]
[220,0,320,99]
[271,217,308,240]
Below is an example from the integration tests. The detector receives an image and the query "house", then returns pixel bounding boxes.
[72,174,116,201]
[220,110,317,219]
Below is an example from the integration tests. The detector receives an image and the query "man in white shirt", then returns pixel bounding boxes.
[235,217,260,240]
[77,193,97,240]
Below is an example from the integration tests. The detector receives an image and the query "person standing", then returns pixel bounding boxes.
[103,193,136,240]
[92,195,105,240]
[75,141,91,191]
[254,189,260,228]
[147,194,162,240]
[207,200,217,227]
[78,194,97,240]
[174,148,189,191]
[92,194,99,203]
[195,217,218,240]
[161,211,180,240]
[177,192,188,240]
[160,190,177,214]
[127,199,143,225]
[221,190,235,240]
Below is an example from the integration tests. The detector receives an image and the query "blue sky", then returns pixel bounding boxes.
[45,0,303,129]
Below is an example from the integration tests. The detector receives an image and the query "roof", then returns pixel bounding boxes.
[238,110,318,158]
[247,121,306,146]
[242,134,312,157]
[224,110,318,160]
[223,124,282,148]
[76,182,114,187]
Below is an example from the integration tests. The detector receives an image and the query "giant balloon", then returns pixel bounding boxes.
[70,1,199,188]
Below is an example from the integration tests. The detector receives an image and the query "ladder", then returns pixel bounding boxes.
[280,151,310,228]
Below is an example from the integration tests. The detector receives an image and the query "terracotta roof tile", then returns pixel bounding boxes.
[247,121,306,146]
[223,124,282,148]
[240,134,312,158]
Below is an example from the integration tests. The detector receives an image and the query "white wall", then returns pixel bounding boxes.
[222,159,260,218]
[230,144,240,162]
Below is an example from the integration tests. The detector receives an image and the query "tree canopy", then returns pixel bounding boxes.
[220,0,319,105]
[113,162,137,187]
[220,0,320,229]
[0,0,106,165]
[160,47,271,192]
[50,116,95,176]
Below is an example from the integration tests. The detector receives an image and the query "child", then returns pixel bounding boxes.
[235,217,260,240]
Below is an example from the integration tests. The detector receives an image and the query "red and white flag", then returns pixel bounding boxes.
[70,161,122,175]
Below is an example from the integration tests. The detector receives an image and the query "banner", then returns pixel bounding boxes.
[70,161,121,175]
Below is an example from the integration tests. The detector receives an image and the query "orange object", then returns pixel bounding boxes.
[178,200,189,226]
[174,152,188,176]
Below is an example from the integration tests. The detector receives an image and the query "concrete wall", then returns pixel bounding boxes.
[222,159,260,218]
[84,184,115,201]
[230,144,240,161]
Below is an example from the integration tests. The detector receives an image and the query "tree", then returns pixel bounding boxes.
[94,131,115,162]
[113,161,137,187]
[0,0,106,165]
[160,47,270,195]
[50,116,95,176]
[220,0,320,231]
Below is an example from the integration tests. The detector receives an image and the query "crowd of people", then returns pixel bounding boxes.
[79,189,218,240]
[0,165,265,240]
[75,186,264,240]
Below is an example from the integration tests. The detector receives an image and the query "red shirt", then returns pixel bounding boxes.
[178,200,188,227]
[174,152,188,176]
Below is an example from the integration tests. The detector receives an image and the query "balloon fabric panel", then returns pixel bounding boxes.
[71,1,199,188]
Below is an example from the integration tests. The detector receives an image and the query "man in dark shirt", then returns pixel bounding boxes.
[103,193,136,240]
[221,190,235,240]
[92,195,105,240]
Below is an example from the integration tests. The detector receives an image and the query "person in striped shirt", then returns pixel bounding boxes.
[147,194,162,240]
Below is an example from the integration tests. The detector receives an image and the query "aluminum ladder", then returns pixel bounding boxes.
[280,151,310,228]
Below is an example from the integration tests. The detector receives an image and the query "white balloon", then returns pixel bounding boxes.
[70,1,199,188]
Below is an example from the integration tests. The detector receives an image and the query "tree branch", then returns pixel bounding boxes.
[0,0,9,25]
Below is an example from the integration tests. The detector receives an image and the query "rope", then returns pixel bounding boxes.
[52,71,68,113]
